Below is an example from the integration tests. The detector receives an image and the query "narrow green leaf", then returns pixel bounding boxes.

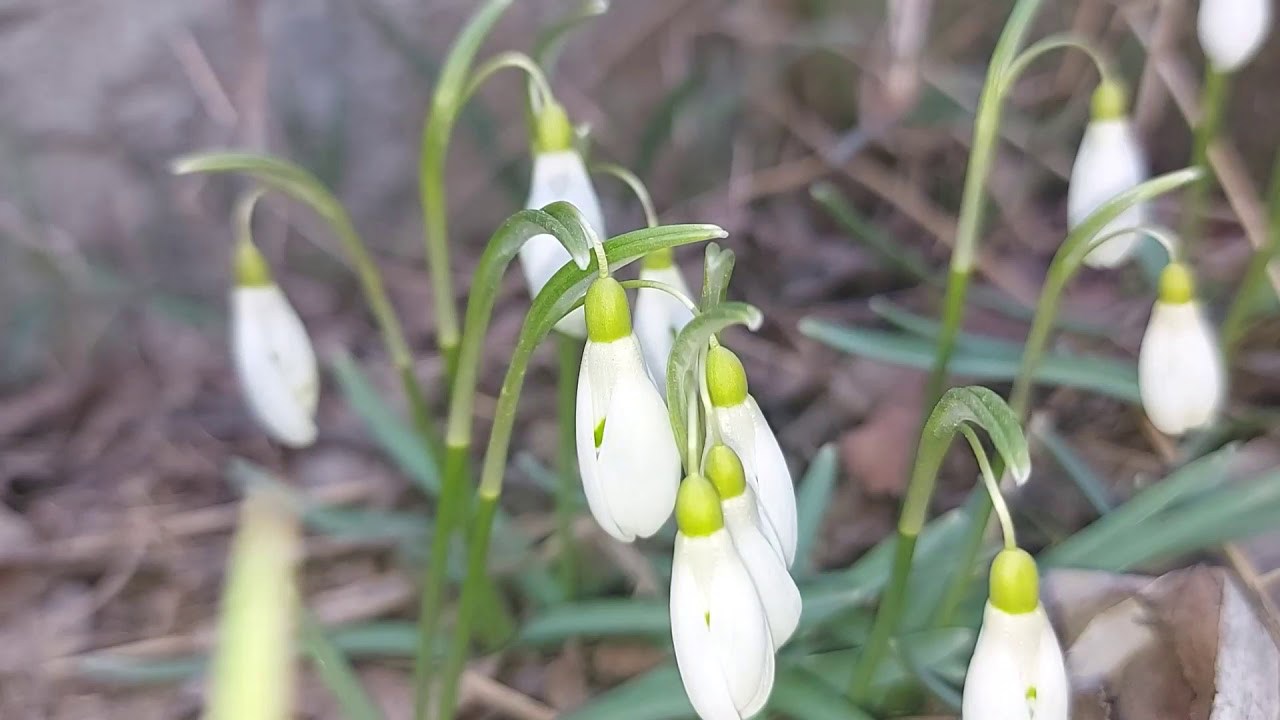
[1032,420,1112,514]
[329,351,440,496]
[75,655,207,685]
[869,297,1024,357]
[517,601,670,646]
[800,319,1141,402]
[811,183,931,280]
[534,0,609,75]
[770,666,876,720]
[699,242,736,312]
[299,610,384,720]
[794,444,838,576]
[560,664,692,720]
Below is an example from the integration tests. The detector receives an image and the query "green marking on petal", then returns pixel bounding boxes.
[704,611,711,627]
[594,418,606,449]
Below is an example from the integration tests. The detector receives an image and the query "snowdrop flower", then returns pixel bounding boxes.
[1139,262,1226,435]
[635,248,695,386]
[1068,81,1150,268]
[704,445,801,650]
[671,474,775,720]
[706,346,798,566]
[519,102,606,337]
[576,277,681,541]
[1198,0,1272,72]
[231,239,318,448]
[963,548,1069,720]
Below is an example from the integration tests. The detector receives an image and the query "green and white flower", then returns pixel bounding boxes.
[1139,263,1225,435]
[634,248,695,387]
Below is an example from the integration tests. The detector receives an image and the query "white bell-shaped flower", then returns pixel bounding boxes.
[1139,263,1225,435]
[1198,0,1272,72]
[671,474,775,720]
[963,549,1069,720]
[519,102,606,337]
[705,445,801,650]
[230,240,319,448]
[1068,82,1150,268]
[706,346,798,567]
[576,277,680,541]
[635,249,696,387]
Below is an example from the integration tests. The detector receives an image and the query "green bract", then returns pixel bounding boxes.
[1159,262,1196,305]
[676,474,724,537]
[1090,78,1128,121]
[585,277,633,342]
[235,240,273,288]
[705,445,746,500]
[706,346,748,408]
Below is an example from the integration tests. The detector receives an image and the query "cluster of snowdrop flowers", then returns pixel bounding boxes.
[570,262,799,717]
[230,236,319,448]
[1198,0,1273,73]
[963,548,1069,720]
[1139,262,1226,435]
[1068,80,1149,268]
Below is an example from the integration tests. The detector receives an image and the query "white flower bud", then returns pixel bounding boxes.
[231,284,319,447]
[1198,0,1272,72]
[962,602,1069,720]
[1139,299,1225,435]
[1068,117,1150,268]
[520,149,606,337]
[671,527,775,720]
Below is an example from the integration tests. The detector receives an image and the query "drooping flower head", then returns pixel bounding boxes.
[519,101,606,337]
[635,248,696,387]
[230,239,319,448]
[576,277,680,541]
[963,548,1069,720]
[1139,262,1226,435]
[671,474,775,720]
[706,346,798,567]
[704,444,801,650]
[1198,0,1273,72]
[1068,80,1150,268]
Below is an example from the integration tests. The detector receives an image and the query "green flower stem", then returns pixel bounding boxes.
[414,205,593,720]
[172,152,442,456]
[462,52,554,110]
[931,170,1202,629]
[921,0,1045,414]
[419,0,516,387]
[618,279,700,313]
[435,223,727,719]
[591,162,659,228]
[555,333,583,597]
[1222,149,1280,354]
[1183,68,1230,250]
[849,387,1030,702]
[959,425,1017,551]
[1002,33,1115,88]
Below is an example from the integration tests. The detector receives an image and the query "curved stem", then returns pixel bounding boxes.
[697,348,720,446]
[921,0,1045,414]
[1002,33,1114,92]
[850,387,1028,701]
[591,162,659,228]
[959,426,1017,550]
[618,279,700,314]
[463,51,555,110]
[1222,149,1280,355]
[419,0,517,389]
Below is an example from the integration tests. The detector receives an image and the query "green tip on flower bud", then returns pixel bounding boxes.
[234,239,273,287]
[989,548,1040,615]
[704,445,746,500]
[1158,262,1196,305]
[1091,79,1129,121]
[643,247,674,270]
[534,101,575,154]
[585,277,632,342]
[706,346,748,407]
[676,474,724,537]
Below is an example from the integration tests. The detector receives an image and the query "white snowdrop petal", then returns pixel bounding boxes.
[745,398,798,567]
[232,286,318,447]
[1199,0,1272,72]
[1035,616,1070,720]
[704,532,774,715]
[1138,301,1225,435]
[962,603,1068,720]
[671,536,742,720]
[575,347,626,541]
[635,264,696,386]
[722,494,801,649]
[520,150,606,338]
[1067,119,1149,268]
[596,359,680,539]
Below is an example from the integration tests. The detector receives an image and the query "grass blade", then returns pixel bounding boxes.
[299,610,384,720]
[794,444,839,576]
